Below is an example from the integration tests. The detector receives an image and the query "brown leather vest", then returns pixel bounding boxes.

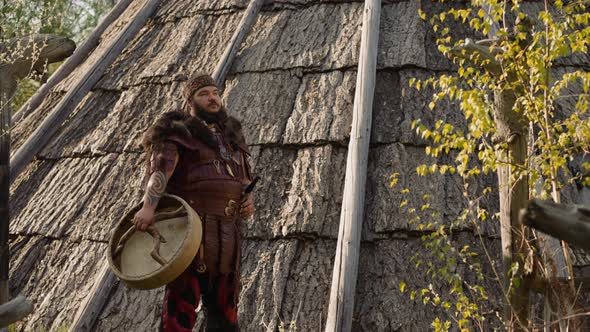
[165,123,251,274]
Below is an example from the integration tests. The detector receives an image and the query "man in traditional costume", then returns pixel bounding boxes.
[132,73,255,332]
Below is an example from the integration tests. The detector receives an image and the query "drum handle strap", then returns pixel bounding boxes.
[113,224,168,266]
[112,206,184,264]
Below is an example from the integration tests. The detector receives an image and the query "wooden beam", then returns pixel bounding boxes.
[0,294,33,328]
[520,199,590,251]
[12,0,135,125]
[324,1,381,331]
[495,122,530,331]
[67,257,119,332]
[530,271,590,293]
[9,0,162,185]
[212,0,265,86]
[0,35,76,80]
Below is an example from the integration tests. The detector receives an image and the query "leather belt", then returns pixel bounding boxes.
[186,196,241,218]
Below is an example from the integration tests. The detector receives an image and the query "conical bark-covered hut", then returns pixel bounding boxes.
[8,0,590,331]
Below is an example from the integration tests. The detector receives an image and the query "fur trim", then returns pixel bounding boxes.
[141,109,248,177]
[142,109,247,149]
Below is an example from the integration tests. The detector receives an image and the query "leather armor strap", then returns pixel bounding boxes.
[196,241,206,273]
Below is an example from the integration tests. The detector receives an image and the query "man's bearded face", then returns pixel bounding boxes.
[191,86,222,115]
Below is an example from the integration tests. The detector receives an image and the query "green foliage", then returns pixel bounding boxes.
[413,0,590,196]
[8,321,70,332]
[394,181,493,331]
[277,320,298,332]
[0,0,115,42]
[11,78,40,110]
[0,0,115,111]
[396,0,590,330]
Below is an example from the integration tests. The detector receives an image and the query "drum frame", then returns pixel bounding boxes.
[107,193,202,289]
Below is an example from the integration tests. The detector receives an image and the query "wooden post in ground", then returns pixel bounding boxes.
[494,95,530,331]
[450,25,578,330]
[12,0,134,125]
[449,38,532,331]
[324,0,381,331]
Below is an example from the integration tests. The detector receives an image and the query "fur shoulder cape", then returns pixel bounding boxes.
[141,110,249,177]
[141,109,248,153]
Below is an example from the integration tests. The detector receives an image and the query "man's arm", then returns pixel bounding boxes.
[133,141,179,230]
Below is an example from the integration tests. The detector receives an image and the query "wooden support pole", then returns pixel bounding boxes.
[11,0,135,125]
[324,1,381,331]
[451,15,577,329]
[495,121,530,331]
[9,0,162,185]
[450,39,531,332]
[212,0,266,86]
[0,83,11,307]
[68,257,118,332]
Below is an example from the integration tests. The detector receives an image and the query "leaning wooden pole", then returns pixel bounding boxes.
[9,0,162,185]
[212,0,266,86]
[11,0,135,125]
[69,2,265,330]
[0,88,11,306]
[68,257,118,332]
[324,1,381,331]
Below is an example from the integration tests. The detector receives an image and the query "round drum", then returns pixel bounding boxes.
[107,194,202,289]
